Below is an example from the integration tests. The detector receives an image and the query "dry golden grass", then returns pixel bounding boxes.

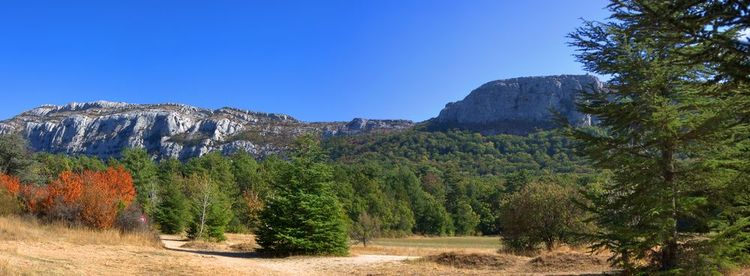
[0,215,161,248]
[0,218,617,275]
[0,216,251,275]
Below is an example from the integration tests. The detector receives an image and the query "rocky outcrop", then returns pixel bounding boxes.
[0,101,414,160]
[430,75,603,135]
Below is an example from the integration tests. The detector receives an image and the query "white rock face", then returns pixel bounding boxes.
[0,101,414,159]
[433,75,603,134]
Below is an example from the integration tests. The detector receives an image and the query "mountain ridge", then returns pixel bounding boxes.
[0,101,414,160]
[0,74,602,159]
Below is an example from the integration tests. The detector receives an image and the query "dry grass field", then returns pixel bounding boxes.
[0,215,617,275]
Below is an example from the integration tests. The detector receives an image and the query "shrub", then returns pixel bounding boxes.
[0,189,21,215]
[0,174,20,196]
[79,167,136,229]
[17,166,136,229]
[351,212,381,247]
[499,180,590,253]
[0,174,21,215]
[116,204,151,234]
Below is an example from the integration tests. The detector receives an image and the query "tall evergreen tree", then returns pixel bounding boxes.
[567,1,747,272]
[231,151,268,230]
[256,135,349,256]
[121,148,159,215]
[154,175,189,234]
[154,161,190,234]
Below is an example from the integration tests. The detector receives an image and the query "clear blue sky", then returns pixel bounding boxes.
[0,0,609,122]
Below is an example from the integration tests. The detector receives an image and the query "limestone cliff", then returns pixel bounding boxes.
[0,101,414,159]
[429,75,602,134]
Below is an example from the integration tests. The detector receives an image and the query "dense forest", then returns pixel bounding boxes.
[0,129,598,239]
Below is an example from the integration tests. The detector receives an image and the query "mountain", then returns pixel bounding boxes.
[428,75,603,134]
[0,101,413,160]
[0,75,603,159]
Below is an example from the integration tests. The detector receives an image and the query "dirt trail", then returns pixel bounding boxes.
[161,235,419,276]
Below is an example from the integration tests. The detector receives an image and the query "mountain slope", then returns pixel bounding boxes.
[0,101,413,159]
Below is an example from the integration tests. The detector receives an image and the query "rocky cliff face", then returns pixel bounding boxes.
[0,101,414,160]
[430,75,602,134]
[0,75,602,158]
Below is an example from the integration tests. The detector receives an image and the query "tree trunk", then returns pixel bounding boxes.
[197,190,210,240]
[661,143,678,270]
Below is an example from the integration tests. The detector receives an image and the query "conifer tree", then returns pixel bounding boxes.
[154,175,189,234]
[121,148,159,215]
[256,135,349,256]
[567,1,747,272]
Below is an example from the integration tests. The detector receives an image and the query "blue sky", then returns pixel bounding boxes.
[0,0,609,122]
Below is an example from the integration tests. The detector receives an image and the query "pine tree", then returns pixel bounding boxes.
[256,135,349,256]
[0,134,39,183]
[231,151,268,230]
[121,148,159,216]
[567,1,747,271]
[154,175,189,234]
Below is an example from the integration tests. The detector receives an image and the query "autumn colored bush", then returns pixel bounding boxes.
[19,184,48,214]
[15,166,136,229]
[0,174,22,215]
[0,174,20,196]
[79,167,136,229]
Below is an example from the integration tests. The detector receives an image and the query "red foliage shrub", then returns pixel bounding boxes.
[0,174,21,196]
[79,166,136,229]
[16,166,137,229]
[46,171,84,209]
[19,184,48,213]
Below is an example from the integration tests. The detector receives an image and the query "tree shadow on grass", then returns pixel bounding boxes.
[161,237,190,242]
[164,246,264,259]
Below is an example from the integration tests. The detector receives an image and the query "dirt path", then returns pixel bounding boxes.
[161,235,419,276]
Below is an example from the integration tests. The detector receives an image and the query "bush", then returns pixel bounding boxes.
[116,204,150,234]
[499,180,590,254]
[18,166,136,229]
[0,189,21,216]
[0,174,21,215]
